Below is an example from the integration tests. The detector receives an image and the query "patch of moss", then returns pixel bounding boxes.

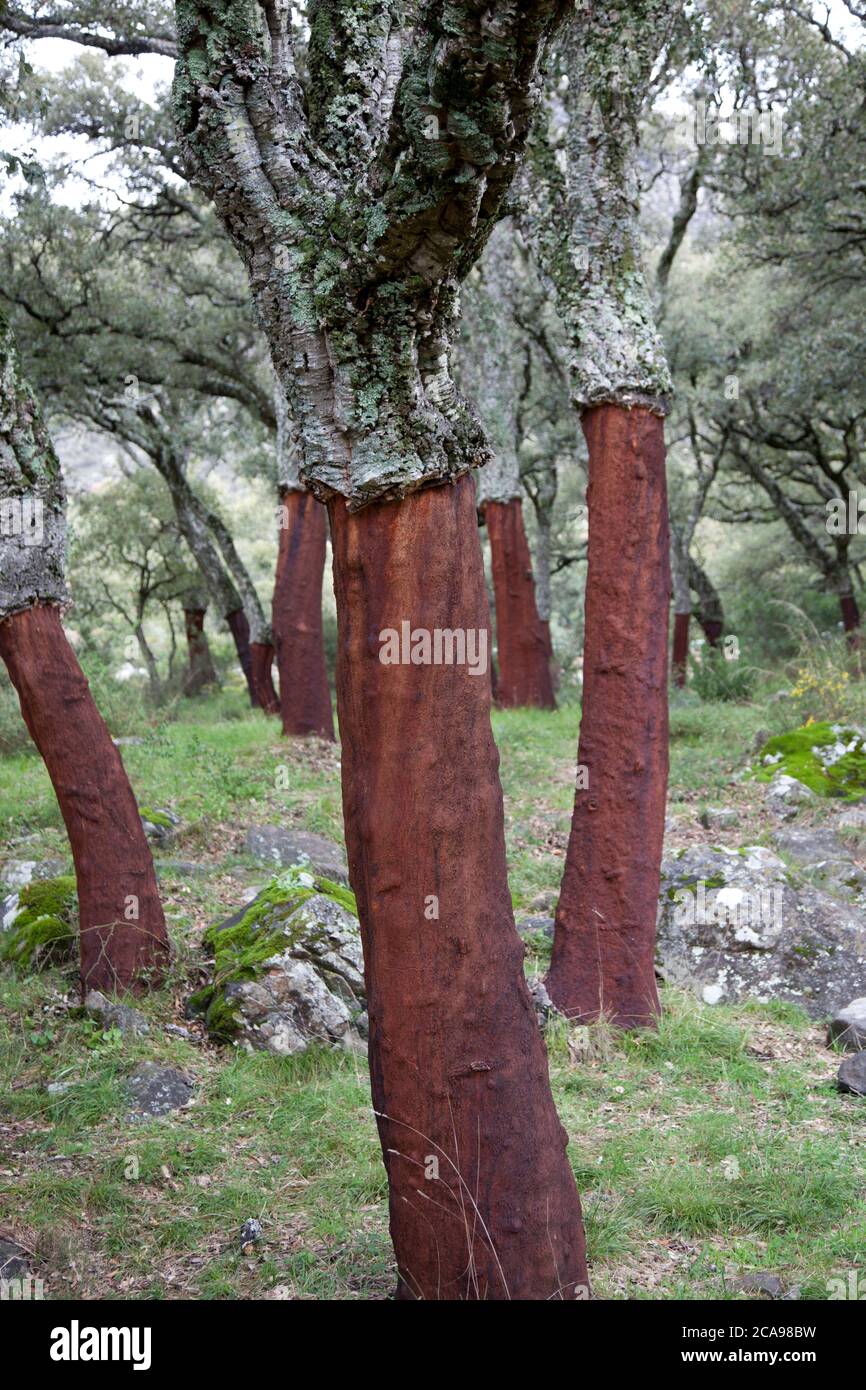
[192,867,358,1041]
[752,722,866,801]
[139,806,173,828]
[0,875,77,969]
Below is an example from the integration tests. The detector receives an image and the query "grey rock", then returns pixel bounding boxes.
[244,827,348,883]
[837,1050,866,1095]
[771,826,866,894]
[208,890,366,1056]
[126,1063,194,1118]
[0,1238,32,1281]
[657,845,866,1018]
[527,975,554,1027]
[772,826,850,867]
[1,891,20,933]
[154,860,209,878]
[85,990,149,1037]
[764,774,817,820]
[140,809,180,844]
[828,998,866,1051]
[239,1218,262,1250]
[730,1271,784,1299]
[700,807,740,831]
[112,736,145,747]
[0,858,65,891]
[46,1081,72,1096]
[837,807,866,831]
[517,914,555,940]
[751,729,771,755]
[164,1024,193,1040]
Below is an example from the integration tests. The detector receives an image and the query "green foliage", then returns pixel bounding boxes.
[753,721,866,800]
[690,650,756,703]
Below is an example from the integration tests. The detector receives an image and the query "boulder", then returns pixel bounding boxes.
[140,807,180,844]
[837,1051,866,1095]
[827,997,866,1051]
[193,869,365,1056]
[244,827,348,884]
[126,1063,195,1118]
[755,723,866,803]
[657,845,866,1018]
[0,876,78,969]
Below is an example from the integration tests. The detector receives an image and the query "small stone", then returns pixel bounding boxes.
[239,1218,262,1251]
[0,1238,32,1281]
[730,1271,784,1298]
[516,914,555,940]
[126,1063,194,1119]
[85,990,149,1037]
[765,774,817,820]
[112,736,145,747]
[140,808,180,844]
[837,1050,866,1095]
[699,807,739,831]
[46,1081,72,1096]
[827,998,866,1051]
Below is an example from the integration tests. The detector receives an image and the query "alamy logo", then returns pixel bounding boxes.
[0,496,44,546]
[672,881,783,934]
[379,621,488,677]
[49,1321,152,1371]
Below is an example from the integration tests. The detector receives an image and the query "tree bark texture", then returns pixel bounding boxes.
[329,475,587,1300]
[546,406,669,1029]
[273,488,334,739]
[485,497,556,709]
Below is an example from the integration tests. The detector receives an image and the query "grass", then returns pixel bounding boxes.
[0,683,863,1300]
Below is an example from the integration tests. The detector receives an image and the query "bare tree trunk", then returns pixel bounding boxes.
[330,477,587,1300]
[688,556,724,646]
[670,529,691,688]
[183,604,219,695]
[546,406,669,1028]
[273,489,334,739]
[484,498,556,709]
[0,605,170,994]
[250,641,280,713]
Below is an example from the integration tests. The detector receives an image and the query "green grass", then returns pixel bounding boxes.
[0,688,863,1300]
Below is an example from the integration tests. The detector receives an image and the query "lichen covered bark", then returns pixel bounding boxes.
[0,309,67,618]
[522,2,677,410]
[173,0,569,509]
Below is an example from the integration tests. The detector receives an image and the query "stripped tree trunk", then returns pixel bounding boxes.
[522,2,680,1026]
[688,556,724,646]
[0,310,169,995]
[182,596,219,695]
[485,498,556,708]
[461,224,555,708]
[174,0,587,1297]
[547,406,669,1027]
[330,477,585,1298]
[272,384,333,738]
[670,526,691,687]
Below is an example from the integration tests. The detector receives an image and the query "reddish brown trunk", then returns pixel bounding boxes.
[671,610,690,688]
[840,592,861,653]
[183,607,219,695]
[272,489,334,739]
[226,606,257,706]
[328,476,587,1301]
[702,618,723,648]
[250,642,280,714]
[485,498,556,709]
[547,405,670,1030]
[0,605,170,995]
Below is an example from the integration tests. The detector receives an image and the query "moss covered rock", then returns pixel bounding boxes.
[753,723,866,802]
[192,867,366,1054]
[0,875,77,969]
